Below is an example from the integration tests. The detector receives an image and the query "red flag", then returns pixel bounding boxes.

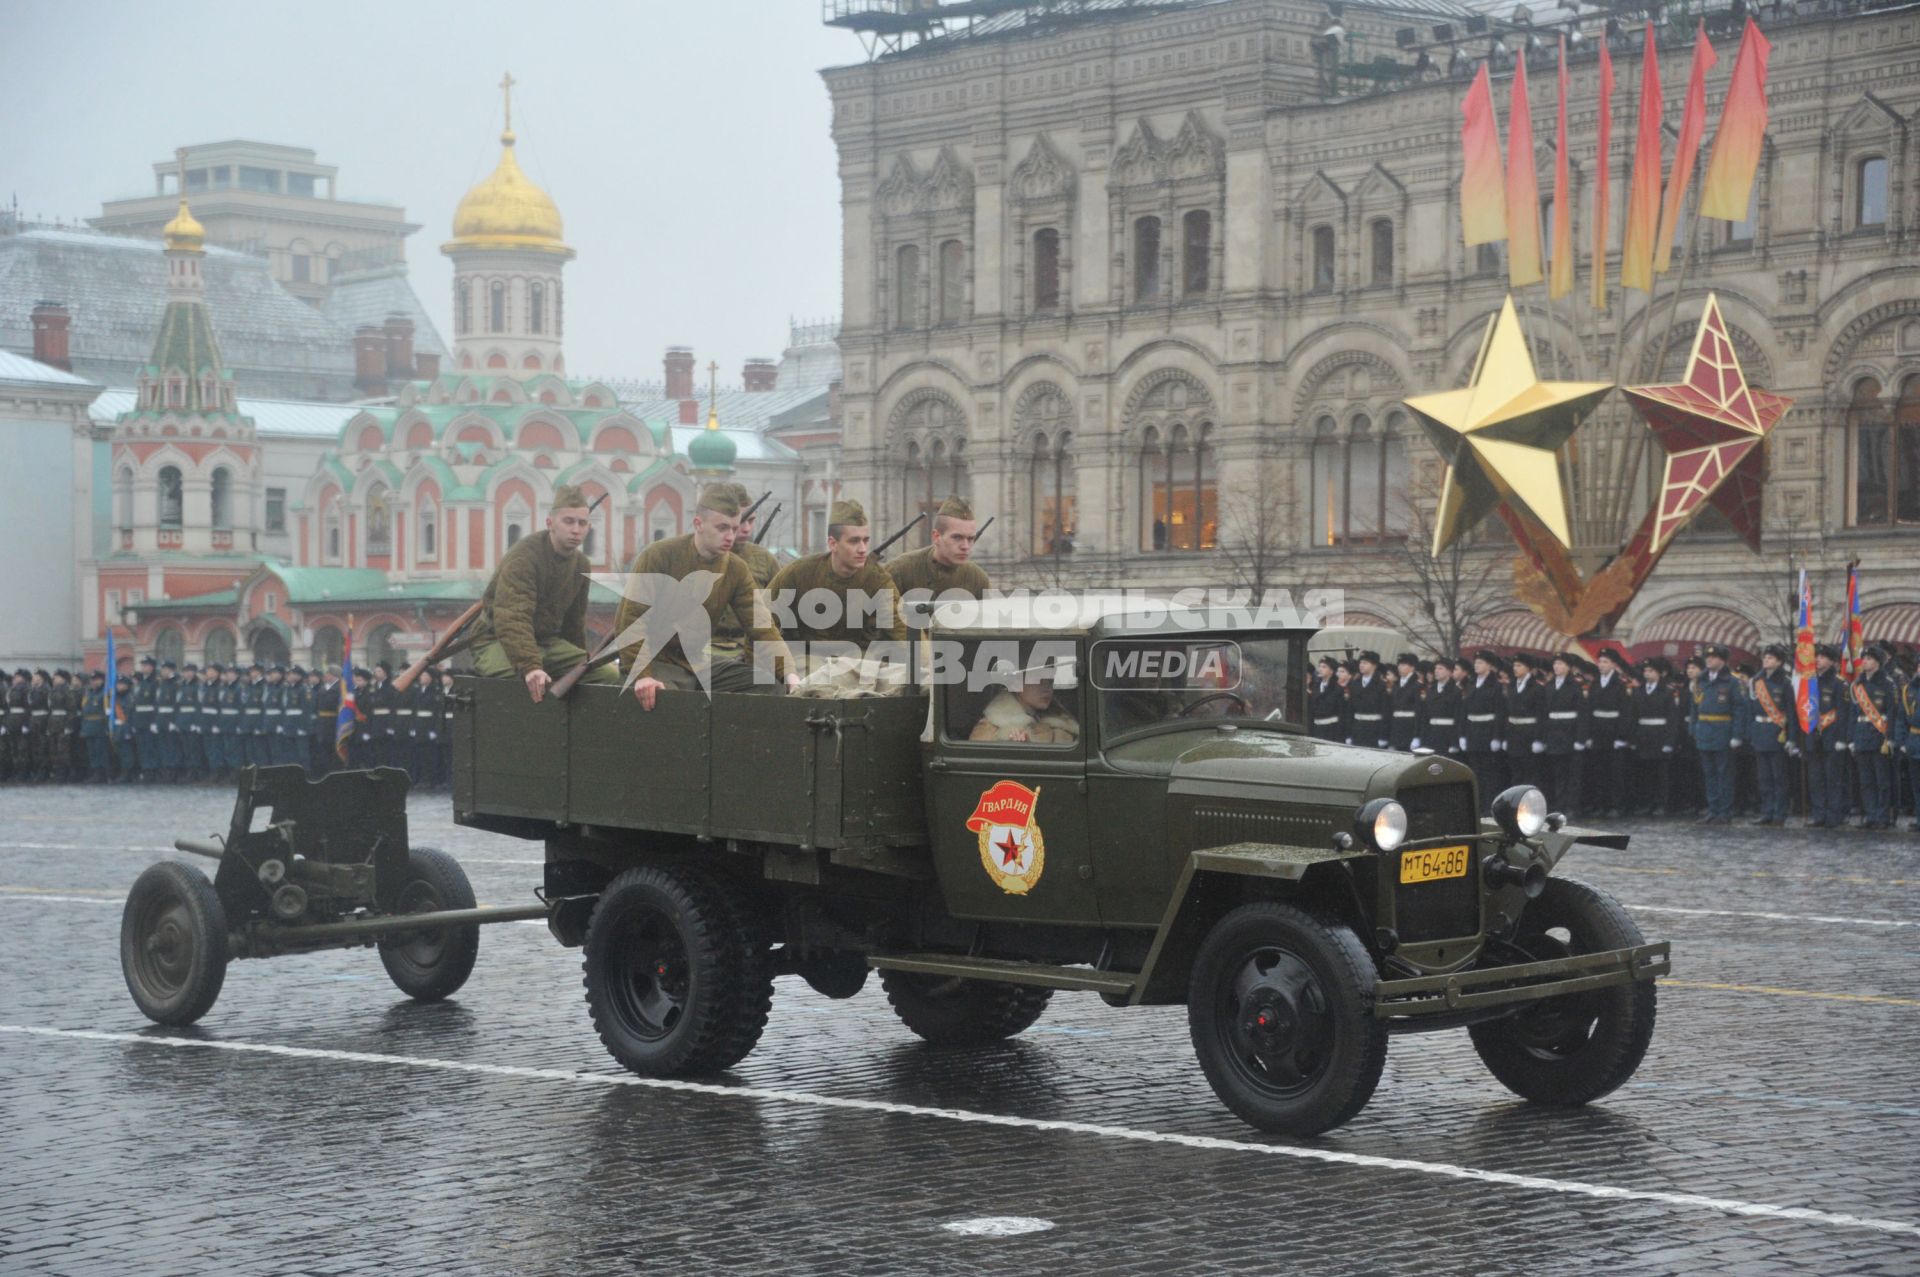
[1460,64,1508,246]
[1620,23,1664,293]
[1654,22,1717,274]
[1507,54,1544,287]
[1549,38,1574,299]
[1591,40,1615,310]
[1701,18,1772,221]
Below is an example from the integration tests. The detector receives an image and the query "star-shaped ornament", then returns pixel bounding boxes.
[995,830,1025,867]
[1405,297,1614,554]
[1622,294,1791,554]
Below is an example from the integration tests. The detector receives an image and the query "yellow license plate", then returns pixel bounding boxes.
[1400,844,1471,885]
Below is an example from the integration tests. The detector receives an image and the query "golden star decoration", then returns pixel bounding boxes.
[1621,293,1791,555]
[1405,297,1613,554]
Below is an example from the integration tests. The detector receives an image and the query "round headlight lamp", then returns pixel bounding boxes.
[1492,785,1549,840]
[1355,798,1409,853]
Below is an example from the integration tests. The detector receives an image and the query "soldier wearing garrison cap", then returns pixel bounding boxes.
[766,498,908,666]
[887,494,991,604]
[708,483,783,665]
[724,483,781,589]
[614,482,799,710]
[468,482,620,701]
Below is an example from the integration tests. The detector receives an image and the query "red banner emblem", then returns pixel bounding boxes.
[968,780,1045,895]
[966,779,1040,833]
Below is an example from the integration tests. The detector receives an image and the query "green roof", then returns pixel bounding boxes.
[136,587,240,614]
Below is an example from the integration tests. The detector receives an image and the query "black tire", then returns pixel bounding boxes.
[121,861,229,1026]
[879,970,1053,1046]
[1469,877,1656,1107]
[378,846,479,1002]
[1187,901,1388,1137]
[582,865,771,1076]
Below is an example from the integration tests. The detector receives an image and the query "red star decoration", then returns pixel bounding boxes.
[995,830,1025,867]
[1621,294,1792,554]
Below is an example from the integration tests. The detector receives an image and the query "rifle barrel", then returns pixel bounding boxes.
[873,511,927,559]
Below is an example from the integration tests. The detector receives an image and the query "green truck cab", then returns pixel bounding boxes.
[453,603,1668,1136]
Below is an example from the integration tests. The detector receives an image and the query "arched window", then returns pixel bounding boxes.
[937,239,966,324]
[893,394,970,542]
[506,522,523,547]
[1133,216,1162,301]
[503,495,531,552]
[418,496,438,559]
[456,280,470,335]
[158,466,184,528]
[1848,375,1920,528]
[204,627,236,667]
[114,467,134,531]
[1182,210,1211,296]
[489,280,506,332]
[365,485,391,555]
[1308,410,1411,545]
[1370,219,1394,285]
[894,244,920,329]
[1310,415,1343,547]
[1031,228,1061,312]
[529,281,546,335]
[210,467,232,529]
[1311,225,1336,292]
[1030,431,1076,556]
[1138,424,1216,552]
[324,500,341,561]
[1857,157,1888,229]
[152,627,185,667]
[310,626,344,671]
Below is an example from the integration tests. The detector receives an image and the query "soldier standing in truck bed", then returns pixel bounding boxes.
[615,483,798,709]
[887,495,991,604]
[467,483,619,702]
[766,498,908,668]
[707,484,784,667]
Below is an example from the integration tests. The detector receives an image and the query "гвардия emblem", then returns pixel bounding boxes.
[967,779,1045,895]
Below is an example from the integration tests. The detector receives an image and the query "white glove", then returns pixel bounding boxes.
[1732,738,1745,748]
[1786,744,1800,758]
[1662,744,1674,754]
[1614,739,1627,749]
[1575,741,1587,751]
[1494,739,1505,751]
[1531,741,1545,754]
[1411,737,1422,751]
[1345,737,1354,745]
[1835,742,1849,753]
[1458,736,1468,752]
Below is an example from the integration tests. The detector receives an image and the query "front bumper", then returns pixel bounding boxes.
[1372,941,1671,1018]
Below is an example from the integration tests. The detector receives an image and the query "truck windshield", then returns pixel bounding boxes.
[1093,635,1296,740]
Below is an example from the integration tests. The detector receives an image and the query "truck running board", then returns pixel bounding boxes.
[867,952,1140,996]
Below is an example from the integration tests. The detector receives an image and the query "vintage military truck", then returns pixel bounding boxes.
[122,604,1667,1135]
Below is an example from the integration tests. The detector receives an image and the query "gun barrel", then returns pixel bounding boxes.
[173,838,225,860]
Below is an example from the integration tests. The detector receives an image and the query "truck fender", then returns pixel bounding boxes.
[1130,842,1370,1006]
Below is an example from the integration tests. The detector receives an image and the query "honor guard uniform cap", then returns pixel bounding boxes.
[376,660,393,674]
[1510,652,1536,669]
[828,498,868,528]
[181,663,198,673]
[1762,643,1789,662]
[139,655,156,667]
[1596,647,1628,668]
[289,665,306,677]
[90,669,105,680]
[550,483,589,512]
[1815,643,1841,661]
[1553,651,1578,667]
[1315,654,1337,671]
[1341,659,1360,675]
[1395,651,1420,669]
[160,660,176,671]
[52,669,70,681]
[1431,655,1453,669]
[1701,644,1728,660]
[1733,662,1754,677]
[1638,655,1665,673]
[1862,644,1889,664]
[1473,648,1500,666]
[1357,650,1382,666]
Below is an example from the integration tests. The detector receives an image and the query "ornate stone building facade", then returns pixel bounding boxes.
[823,0,1920,655]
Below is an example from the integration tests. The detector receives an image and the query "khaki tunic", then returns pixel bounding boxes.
[466,533,591,677]
[613,534,792,681]
[712,540,782,654]
[967,689,1080,743]
[886,546,991,601]
[766,554,908,651]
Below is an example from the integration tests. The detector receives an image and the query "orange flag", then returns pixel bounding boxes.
[1591,39,1615,310]
[1701,18,1772,221]
[1549,39,1574,299]
[1653,23,1717,273]
[1461,64,1507,246]
[1507,54,1543,287]
[1620,23,1664,293]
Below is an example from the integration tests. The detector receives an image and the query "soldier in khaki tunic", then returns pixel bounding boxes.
[614,484,799,710]
[726,484,781,589]
[467,483,620,702]
[766,499,908,667]
[887,495,991,603]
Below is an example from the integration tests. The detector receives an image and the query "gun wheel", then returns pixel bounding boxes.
[121,861,229,1026]
[378,846,479,1002]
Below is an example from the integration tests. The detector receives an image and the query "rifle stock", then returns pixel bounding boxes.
[551,630,622,698]
[393,599,484,693]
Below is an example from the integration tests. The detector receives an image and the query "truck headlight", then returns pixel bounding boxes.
[1356,798,1409,852]
[1492,786,1549,839]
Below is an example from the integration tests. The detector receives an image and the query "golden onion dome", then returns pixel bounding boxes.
[444,129,572,256]
[161,197,205,254]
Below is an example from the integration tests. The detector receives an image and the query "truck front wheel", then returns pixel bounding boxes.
[879,971,1052,1045]
[583,865,772,1076]
[1468,878,1655,1107]
[1188,902,1387,1136]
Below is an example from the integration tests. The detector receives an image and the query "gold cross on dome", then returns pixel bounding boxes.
[499,72,515,132]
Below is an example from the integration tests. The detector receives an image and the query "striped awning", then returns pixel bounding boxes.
[1335,609,1398,628]
[1629,607,1761,659]
[1464,610,1578,655]
[1863,602,1920,647]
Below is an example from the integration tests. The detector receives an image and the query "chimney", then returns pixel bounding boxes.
[742,357,777,393]
[663,346,695,400]
[678,398,700,425]
[31,302,72,371]
[353,325,389,396]
[383,313,415,380]
[414,351,441,380]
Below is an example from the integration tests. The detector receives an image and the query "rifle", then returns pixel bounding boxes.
[392,599,485,693]
[753,503,782,546]
[550,627,622,700]
[741,489,772,523]
[871,512,926,561]
[974,515,994,540]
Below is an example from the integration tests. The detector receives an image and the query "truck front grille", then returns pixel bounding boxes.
[1393,783,1480,943]
[1397,783,1477,842]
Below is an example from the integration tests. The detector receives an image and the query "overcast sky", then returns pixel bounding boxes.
[1,0,858,384]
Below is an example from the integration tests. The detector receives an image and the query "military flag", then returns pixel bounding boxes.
[1507,53,1544,287]
[336,630,362,762]
[1621,23,1664,292]
[105,627,119,724]
[1794,568,1817,734]
[1701,18,1772,221]
[1460,63,1507,246]
[1591,39,1615,310]
[1549,38,1574,299]
[1838,564,1863,680]
[1653,23,1717,275]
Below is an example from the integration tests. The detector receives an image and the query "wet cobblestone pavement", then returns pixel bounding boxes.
[2,784,1917,1275]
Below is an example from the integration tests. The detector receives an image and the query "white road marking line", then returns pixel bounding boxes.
[942,1217,1055,1237]
[1624,902,1917,929]
[0,894,120,906]
[3,1024,1916,1240]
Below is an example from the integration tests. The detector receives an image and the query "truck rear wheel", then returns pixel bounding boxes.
[378,846,479,1002]
[121,861,229,1026]
[1469,878,1655,1107]
[583,865,772,1076]
[879,971,1052,1046]
[1187,902,1387,1137]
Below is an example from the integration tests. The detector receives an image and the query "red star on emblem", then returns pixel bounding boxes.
[1622,294,1792,554]
[995,830,1025,867]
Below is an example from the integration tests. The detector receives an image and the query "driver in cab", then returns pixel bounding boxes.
[969,657,1079,744]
